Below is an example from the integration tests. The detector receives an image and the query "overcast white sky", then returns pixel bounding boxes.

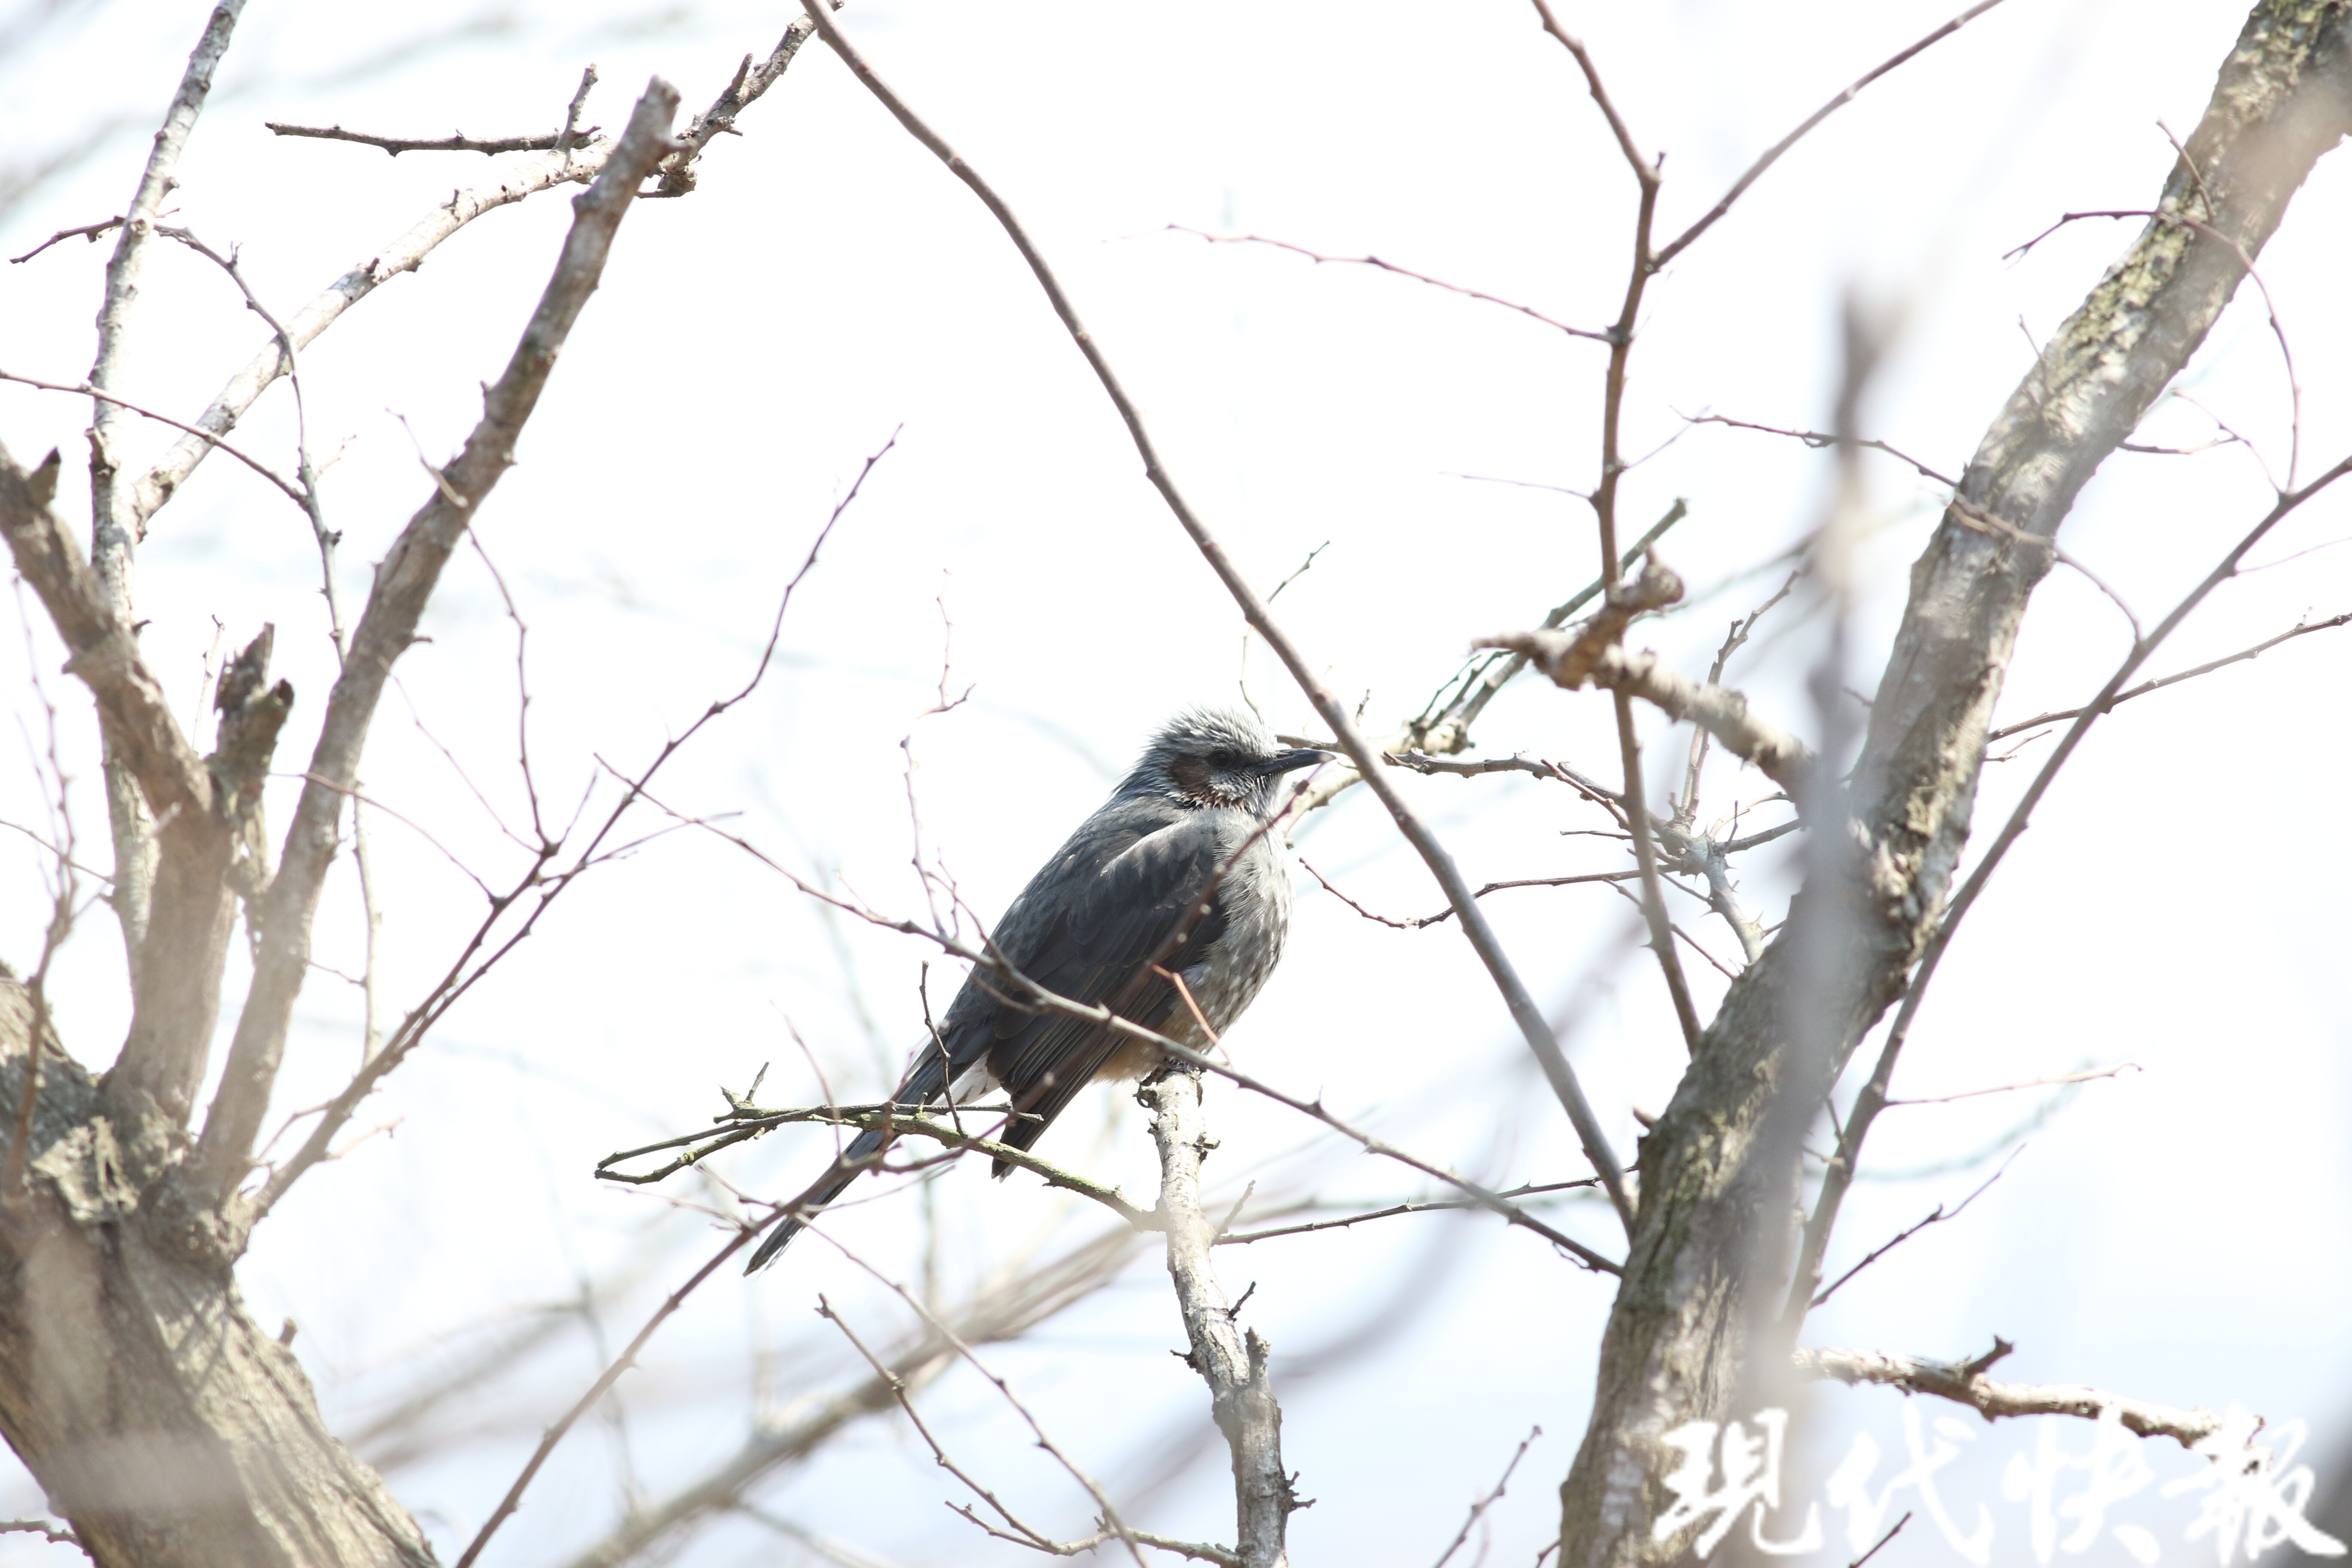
[3,0,2349,1564]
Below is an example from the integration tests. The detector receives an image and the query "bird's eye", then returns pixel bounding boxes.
[1207,750,1234,769]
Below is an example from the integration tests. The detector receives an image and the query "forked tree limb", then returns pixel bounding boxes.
[0,460,210,826]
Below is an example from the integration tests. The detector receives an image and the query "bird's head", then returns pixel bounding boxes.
[1124,707,1333,814]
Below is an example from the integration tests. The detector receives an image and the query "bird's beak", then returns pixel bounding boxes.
[1258,747,1336,776]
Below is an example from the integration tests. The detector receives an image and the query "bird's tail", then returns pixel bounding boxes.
[744,1047,959,1274]
[743,1122,891,1273]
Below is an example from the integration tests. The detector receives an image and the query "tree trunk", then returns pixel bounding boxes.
[1557,3,2352,1561]
[0,981,438,1566]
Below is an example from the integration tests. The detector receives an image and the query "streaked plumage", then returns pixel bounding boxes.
[747,707,1327,1271]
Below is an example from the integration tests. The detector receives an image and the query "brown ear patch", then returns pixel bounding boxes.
[1168,753,1215,803]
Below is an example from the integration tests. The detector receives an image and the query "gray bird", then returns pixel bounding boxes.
[747,707,1329,1271]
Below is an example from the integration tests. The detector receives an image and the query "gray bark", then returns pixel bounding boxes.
[1556,3,2352,1562]
[1144,1070,1292,1568]
[0,984,435,1567]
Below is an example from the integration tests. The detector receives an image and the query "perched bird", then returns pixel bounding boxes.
[747,707,1329,1271]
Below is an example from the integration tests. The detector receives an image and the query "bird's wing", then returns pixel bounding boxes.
[977,805,1234,1152]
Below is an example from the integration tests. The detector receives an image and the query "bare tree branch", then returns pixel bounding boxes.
[1217,1181,1597,1246]
[133,20,836,535]
[1651,0,2019,267]
[1400,499,1687,766]
[815,1233,1155,1568]
[0,453,210,826]
[654,2,839,196]
[0,368,307,506]
[1167,226,1612,342]
[126,144,604,531]
[1808,1149,2016,1308]
[1430,1426,1541,1568]
[248,429,886,1222]
[263,122,598,156]
[73,0,247,979]
[1986,608,2352,739]
[1485,630,1817,800]
[1795,1342,2229,1448]
[1299,855,1639,932]
[454,1215,757,1568]
[553,1225,1146,1568]
[1683,413,1959,488]
[1144,1070,1292,1568]
[598,1101,1161,1231]
[87,0,247,591]
[9,215,125,266]
[193,78,685,1195]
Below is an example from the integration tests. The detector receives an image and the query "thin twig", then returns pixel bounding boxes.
[9,216,124,265]
[1652,0,2018,267]
[654,3,840,197]
[263,122,596,156]
[814,1236,1154,1568]
[1810,1148,2018,1307]
[1389,499,1684,781]
[1219,1181,1597,1246]
[1684,413,1958,488]
[1430,1426,1541,1568]
[818,1293,1099,1560]
[1491,632,1817,801]
[1886,1061,2138,1106]
[1676,570,1800,824]
[1986,611,2351,739]
[557,64,599,163]
[246,419,889,1219]
[0,368,305,505]
[1237,539,1326,723]
[599,1101,1156,1230]
[1849,1513,1911,1568]
[1170,227,1611,341]
[1300,856,1639,931]
[452,1225,760,1568]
